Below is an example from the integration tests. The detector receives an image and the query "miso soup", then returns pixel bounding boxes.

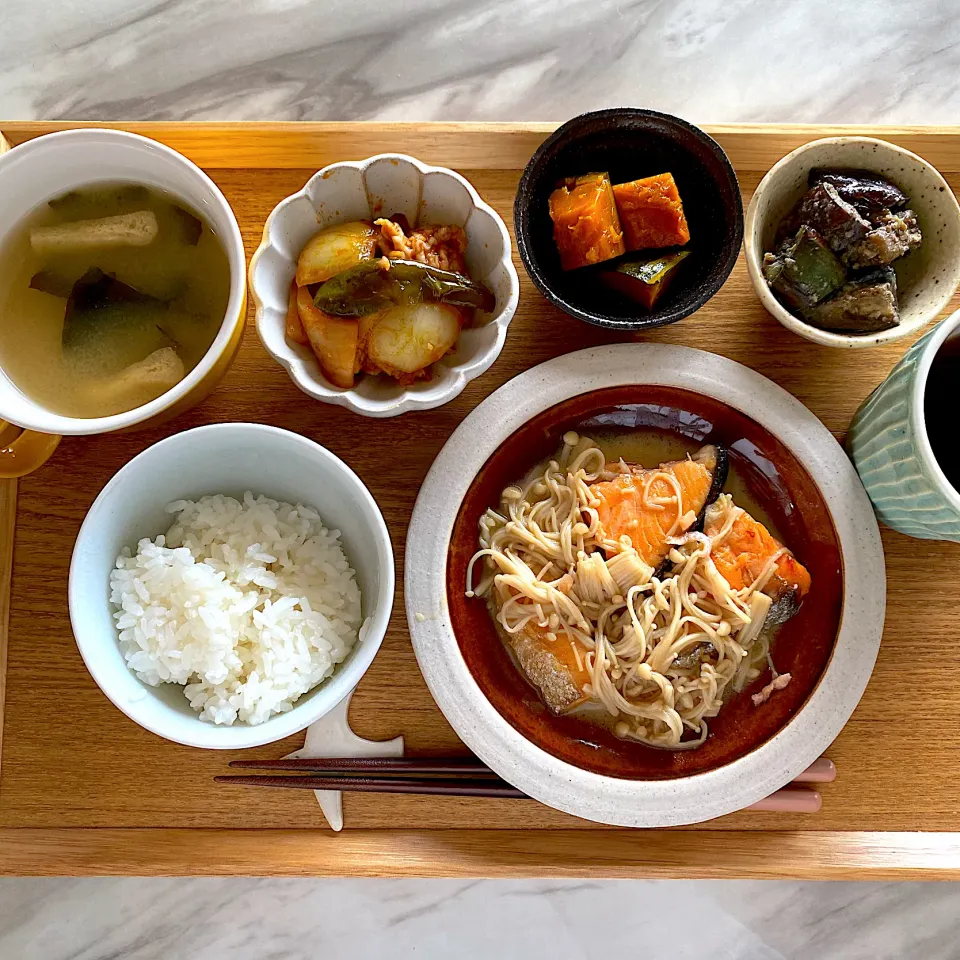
[0,182,231,418]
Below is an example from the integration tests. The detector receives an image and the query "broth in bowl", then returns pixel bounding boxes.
[0,182,230,418]
[448,386,843,780]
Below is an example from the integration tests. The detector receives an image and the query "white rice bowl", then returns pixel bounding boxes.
[109,492,362,725]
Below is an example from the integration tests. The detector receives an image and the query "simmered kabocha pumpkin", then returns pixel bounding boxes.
[599,250,691,309]
[612,172,690,251]
[548,172,626,270]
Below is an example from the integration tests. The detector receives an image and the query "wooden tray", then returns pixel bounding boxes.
[2,121,960,879]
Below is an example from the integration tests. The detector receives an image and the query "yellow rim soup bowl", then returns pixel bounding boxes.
[0,129,247,476]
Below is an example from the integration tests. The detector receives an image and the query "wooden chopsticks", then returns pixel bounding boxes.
[225,756,500,776]
[217,755,523,798]
[217,775,526,798]
[216,755,836,812]
[786,757,836,783]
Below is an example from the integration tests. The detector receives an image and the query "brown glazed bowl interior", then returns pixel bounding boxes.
[446,385,843,781]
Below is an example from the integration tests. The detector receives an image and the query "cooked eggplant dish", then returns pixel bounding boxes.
[547,170,692,313]
[763,168,922,334]
[288,216,494,388]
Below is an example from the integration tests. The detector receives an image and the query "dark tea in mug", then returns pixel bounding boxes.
[924,334,960,488]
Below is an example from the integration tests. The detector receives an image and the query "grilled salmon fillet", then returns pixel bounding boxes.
[704,502,811,615]
[590,444,725,568]
[510,622,591,714]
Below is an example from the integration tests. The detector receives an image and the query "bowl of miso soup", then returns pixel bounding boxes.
[0,129,245,453]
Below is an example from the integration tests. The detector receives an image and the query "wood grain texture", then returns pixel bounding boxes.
[0,124,959,877]
[0,131,15,786]
[4,122,960,171]
[4,828,960,880]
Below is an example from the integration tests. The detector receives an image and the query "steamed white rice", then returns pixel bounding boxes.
[109,492,363,725]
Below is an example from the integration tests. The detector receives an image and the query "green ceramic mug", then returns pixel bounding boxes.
[848,308,960,541]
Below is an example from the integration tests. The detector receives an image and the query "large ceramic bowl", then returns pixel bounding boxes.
[69,423,394,750]
[250,153,519,418]
[745,136,960,348]
[514,108,743,331]
[405,344,885,827]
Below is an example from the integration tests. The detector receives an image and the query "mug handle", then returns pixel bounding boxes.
[0,422,61,478]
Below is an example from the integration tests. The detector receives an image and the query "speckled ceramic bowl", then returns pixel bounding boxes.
[745,136,960,348]
[250,154,519,418]
[405,344,885,827]
[849,307,960,540]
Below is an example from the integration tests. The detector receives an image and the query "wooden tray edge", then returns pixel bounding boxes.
[5,121,960,171]
[2,828,960,879]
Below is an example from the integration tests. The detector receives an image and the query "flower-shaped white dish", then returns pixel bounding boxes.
[249,154,520,417]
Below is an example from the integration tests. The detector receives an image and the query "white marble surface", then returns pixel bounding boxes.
[1,0,960,123]
[4,877,960,960]
[3,0,960,955]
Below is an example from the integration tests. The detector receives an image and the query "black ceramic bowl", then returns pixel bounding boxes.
[514,108,744,330]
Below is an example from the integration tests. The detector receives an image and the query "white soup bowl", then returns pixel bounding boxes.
[0,129,247,474]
